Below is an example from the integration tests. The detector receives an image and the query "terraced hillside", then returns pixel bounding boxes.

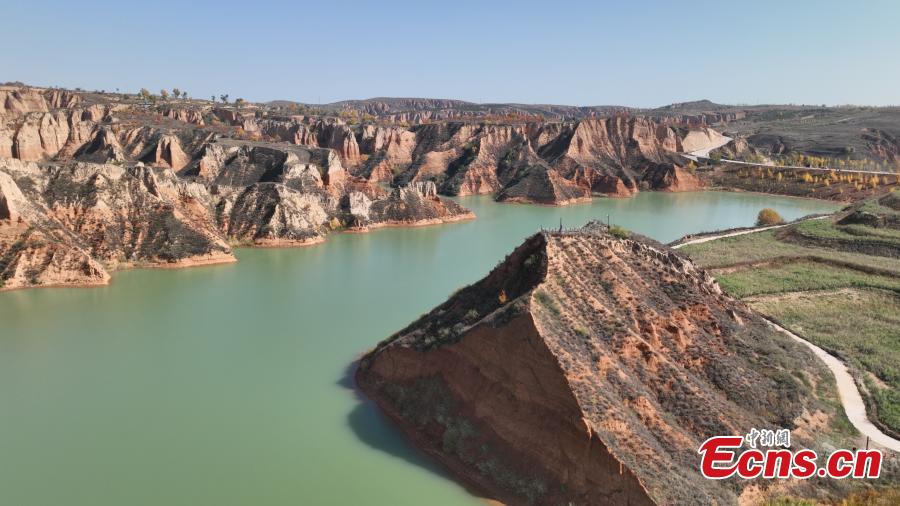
[680,192,900,438]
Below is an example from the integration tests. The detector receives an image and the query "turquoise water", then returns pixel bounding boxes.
[0,192,838,506]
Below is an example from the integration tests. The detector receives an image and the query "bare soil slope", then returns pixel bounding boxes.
[357,224,847,505]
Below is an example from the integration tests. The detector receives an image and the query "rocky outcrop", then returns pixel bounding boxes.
[2,106,112,161]
[228,114,362,167]
[399,122,483,189]
[213,107,258,132]
[495,144,591,204]
[356,125,417,182]
[186,139,347,192]
[0,117,208,169]
[1,85,729,205]
[641,163,704,192]
[74,127,125,162]
[150,134,190,170]
[357,224,841,505]
[352,181,474,229]
[0,165,106,291]
[0,158,234,290]
[314,120,361,167]
[217,183,331,246]
[118,127,212,166]
[437,124,526,196]
[159,105,206,125]
[347,117,705,203]
[1,132,476,290]
[185,140,344,245]
[43,89,82,110]
[0,86,50,116]
[537,117,682,195]
[653,110,746,127]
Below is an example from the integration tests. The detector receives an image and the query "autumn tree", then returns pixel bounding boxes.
[756,208,784,226]
[160,89,169,100]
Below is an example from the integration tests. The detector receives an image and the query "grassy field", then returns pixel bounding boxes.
[749,290,900,436]
[681,228,899,274]
[792,219,900,248]
[858,194,900,216]
[842,223,900,240]
[680,197,900,439]
[716,260,900,298]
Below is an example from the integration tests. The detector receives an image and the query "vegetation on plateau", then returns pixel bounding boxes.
[680,194,900,436]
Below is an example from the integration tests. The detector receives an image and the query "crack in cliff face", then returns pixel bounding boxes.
[357,223,848,505]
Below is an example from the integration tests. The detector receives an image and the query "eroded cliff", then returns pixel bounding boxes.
[357,224,846,505]
[1,85,717,206]
[0,136,473,290]
[0,158,233,290]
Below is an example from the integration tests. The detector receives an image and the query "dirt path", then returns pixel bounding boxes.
[673,227,900,452]
[671,216,829,248]
[673,223,791,248]
[763,317,900,452]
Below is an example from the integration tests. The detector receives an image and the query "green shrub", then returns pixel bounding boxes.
[609,225,630,239]
[534,290,560,317]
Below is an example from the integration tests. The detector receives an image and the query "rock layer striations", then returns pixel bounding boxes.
[357,224,843,505]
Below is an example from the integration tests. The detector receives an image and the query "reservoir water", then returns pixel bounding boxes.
[0,192,838,506]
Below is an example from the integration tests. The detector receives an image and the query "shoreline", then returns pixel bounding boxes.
[1,185,850,293]
[0,214,475,293]
[342,211,477,233]
[0,254,238,293]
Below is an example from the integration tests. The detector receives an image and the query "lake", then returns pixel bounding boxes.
[0,192,838,506]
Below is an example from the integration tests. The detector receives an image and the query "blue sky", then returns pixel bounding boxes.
[3,0,899,106]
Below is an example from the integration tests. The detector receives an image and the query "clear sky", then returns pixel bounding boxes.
[4,0,899,107]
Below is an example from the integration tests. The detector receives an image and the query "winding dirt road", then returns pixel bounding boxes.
[673,228,900,452]
[672,216,829,248]
[765,318,900,452]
